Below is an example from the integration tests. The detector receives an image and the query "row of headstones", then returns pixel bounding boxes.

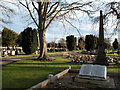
[2,49,23,57]
[2,48,68,57]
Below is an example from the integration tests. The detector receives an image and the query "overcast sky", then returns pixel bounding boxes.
[0,0,119,43]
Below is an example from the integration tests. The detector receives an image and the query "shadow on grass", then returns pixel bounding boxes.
[17,52,26,55]
[14,62,81,66]
[30,58,56,61]
[3,65,67,74]
[2,66,66,88]
[109,63,120,66]
[108,67,120,69]
[3,61,82,71]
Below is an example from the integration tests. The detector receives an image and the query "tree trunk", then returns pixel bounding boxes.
[37,2,50,60]
[38,30,49,60]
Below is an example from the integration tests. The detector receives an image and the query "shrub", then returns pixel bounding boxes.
[117,50,120,54]
[85,35,98,51]
[21,27,38,54]
[112,38,118,50]
[66,35,76,51]
[2,27,18,47]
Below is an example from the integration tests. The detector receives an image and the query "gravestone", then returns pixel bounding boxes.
[95,10,108,66]
[11,50,15,56]
[35,50,38,54]
[75,64,115,88]
[78,64,107,80]
[7,50,11,54]
[3,51,8,56]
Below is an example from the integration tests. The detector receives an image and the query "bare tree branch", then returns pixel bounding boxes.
[19,0,39,28]
[0,4,14,13]
[64,16,81,36]
[47,2,59,14]
[45,1,92,30]
[19,0,93,33]
[18,0,27,8]
[47,1,60,18]
[32,1,39,13]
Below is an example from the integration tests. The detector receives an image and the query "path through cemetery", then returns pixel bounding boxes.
[1,52,81,66]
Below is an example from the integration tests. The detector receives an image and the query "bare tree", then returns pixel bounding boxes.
[0,0,17,24]
[104,2,120,35]
[19,0,93,60]
[105,2,120,19]
[92,1,120,36]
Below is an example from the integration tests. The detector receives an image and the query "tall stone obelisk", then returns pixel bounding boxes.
[95,10,109,66]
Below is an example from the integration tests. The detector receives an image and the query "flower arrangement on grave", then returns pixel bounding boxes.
[106,56,119,63]
[67,54,97,64]
[87,55,91,61]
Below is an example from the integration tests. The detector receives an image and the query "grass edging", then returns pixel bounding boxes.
[27,66,71,89]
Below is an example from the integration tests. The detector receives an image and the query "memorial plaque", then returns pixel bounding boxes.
[78,64,107,80]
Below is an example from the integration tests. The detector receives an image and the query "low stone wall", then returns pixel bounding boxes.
[27,66,71,90]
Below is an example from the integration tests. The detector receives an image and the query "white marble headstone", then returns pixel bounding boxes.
[35,51,38,54]
[11,51,15,56]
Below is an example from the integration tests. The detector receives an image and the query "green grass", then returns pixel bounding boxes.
[106,53,120,56]
[2,55,120,89]
[107,66,120,73]
[107,62,120,73]
[107,50,118,53]
[2,56,82,89]
[48,51,63,55]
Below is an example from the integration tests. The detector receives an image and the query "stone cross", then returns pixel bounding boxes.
[95,10,109,66]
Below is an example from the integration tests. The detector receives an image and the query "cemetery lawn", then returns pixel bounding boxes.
[2,56,120,89]
[106,53,120,57]
[2,56,81,89]
[2,50,80,59]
